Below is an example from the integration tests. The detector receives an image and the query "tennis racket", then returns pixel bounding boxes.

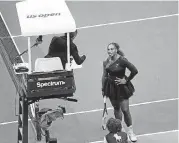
[102,96,108,130]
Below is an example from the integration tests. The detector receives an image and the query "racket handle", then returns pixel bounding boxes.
[103,96,107,103]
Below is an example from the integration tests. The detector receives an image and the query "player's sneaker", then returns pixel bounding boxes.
[128,126,137,142]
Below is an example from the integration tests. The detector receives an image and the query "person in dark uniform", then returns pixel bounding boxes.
[102,42,138,142]
[37,30,86,69]
[104,118,128,143]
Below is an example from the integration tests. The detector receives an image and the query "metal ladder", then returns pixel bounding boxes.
[17,94,29,143]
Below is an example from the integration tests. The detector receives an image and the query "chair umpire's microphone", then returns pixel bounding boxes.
[34,35,43,46]
[36,35,43,43]
[15,35,43,60]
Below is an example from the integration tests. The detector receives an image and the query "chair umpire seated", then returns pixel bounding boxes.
[43,30,86,69]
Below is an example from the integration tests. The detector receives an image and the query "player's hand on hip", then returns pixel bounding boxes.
[115,77,126,85]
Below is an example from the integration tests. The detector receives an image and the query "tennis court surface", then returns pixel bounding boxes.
[0,1,178,143]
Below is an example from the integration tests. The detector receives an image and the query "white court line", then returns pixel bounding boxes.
[89,130,179,143]
[0,97,178,126]
[78,13,179,30]
[64,97,178,116]
[0,13,178,39]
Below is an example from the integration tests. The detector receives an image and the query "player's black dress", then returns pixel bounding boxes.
[102,56,138,102]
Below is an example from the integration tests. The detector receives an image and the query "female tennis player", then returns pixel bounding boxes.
[102,42,138,142]
[104,118,128,143]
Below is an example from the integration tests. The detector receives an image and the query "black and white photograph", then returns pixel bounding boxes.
[0,0,178,143]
